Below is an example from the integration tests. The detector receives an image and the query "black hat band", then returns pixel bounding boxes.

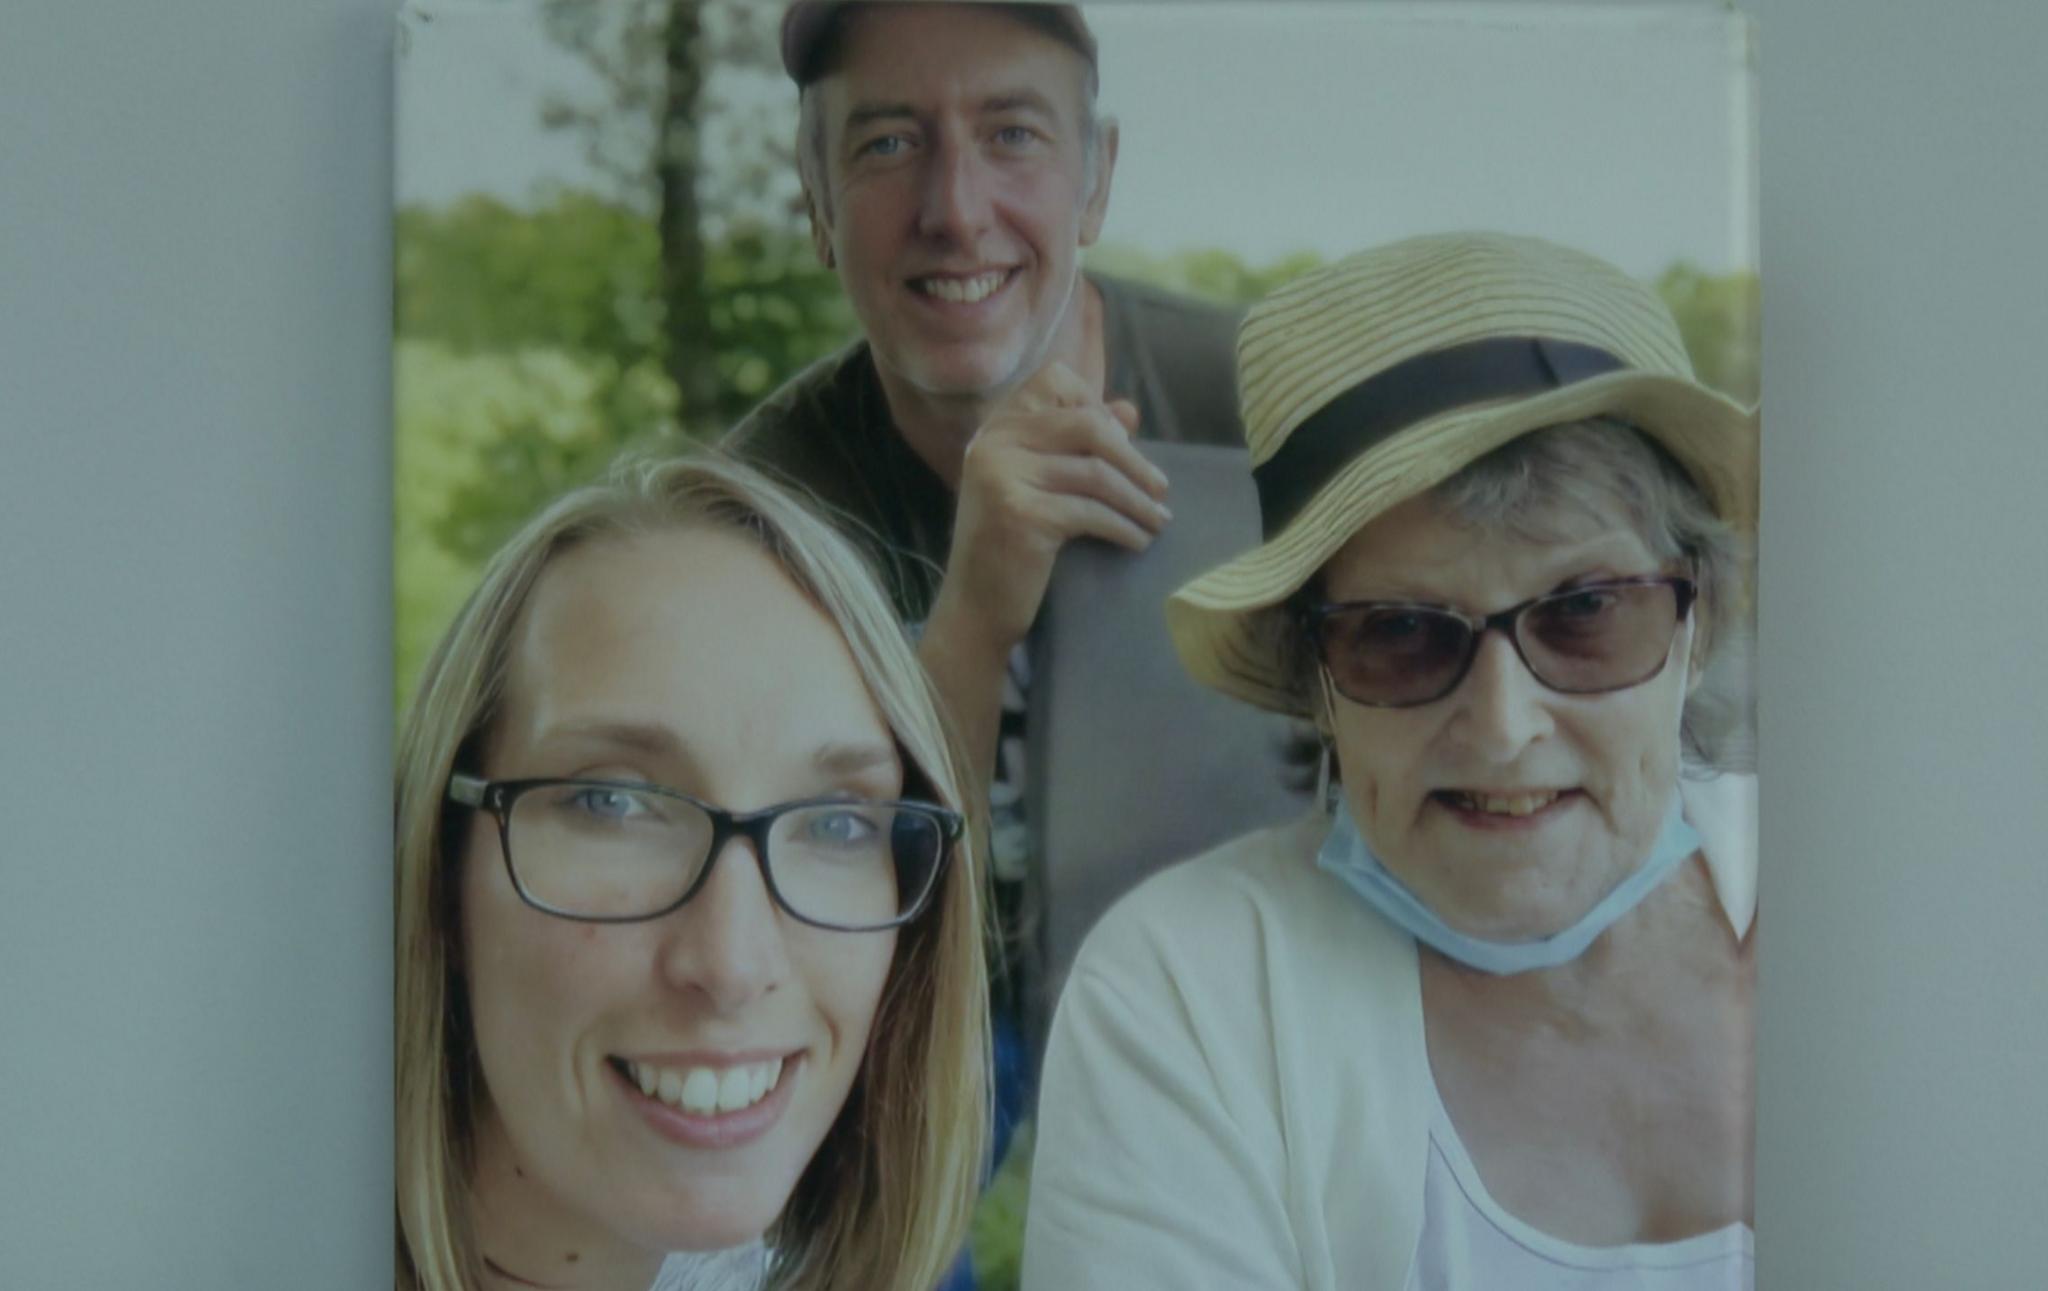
[1251,336,1627,539]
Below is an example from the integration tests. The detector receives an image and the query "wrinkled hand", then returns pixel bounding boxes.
[931,361,1172,663]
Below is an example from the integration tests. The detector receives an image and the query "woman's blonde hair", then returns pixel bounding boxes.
[395,451,990,1290]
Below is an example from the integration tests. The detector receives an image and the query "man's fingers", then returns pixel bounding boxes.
[1082,408,1170,499]
[985,406,1170,500]
[1009,360,1095,412]
[1106,397,1140,434]
[1044,493,1159,553]
[1036,454,1172,535]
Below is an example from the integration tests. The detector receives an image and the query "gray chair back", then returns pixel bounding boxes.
[1024,440,1309,1054]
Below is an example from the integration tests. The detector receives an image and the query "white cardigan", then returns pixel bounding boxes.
[1020,777,1757,1291]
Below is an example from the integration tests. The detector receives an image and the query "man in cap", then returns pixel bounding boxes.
[723,0,1243,1099]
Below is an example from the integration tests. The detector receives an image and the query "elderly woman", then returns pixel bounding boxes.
[1021,233,1758,1290]
[394,453,988,1290]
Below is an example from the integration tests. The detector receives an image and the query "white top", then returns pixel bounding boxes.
[1020,775,1757,1291]
[649,1243,766,1291]
[1405,1067,1753,1290]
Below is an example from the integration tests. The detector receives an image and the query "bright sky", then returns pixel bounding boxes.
[397,0,1756,279]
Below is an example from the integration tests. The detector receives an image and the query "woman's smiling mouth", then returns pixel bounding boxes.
[619,1056,784,1115]
[610,1053,802,1149]
[1429,787,1583,826]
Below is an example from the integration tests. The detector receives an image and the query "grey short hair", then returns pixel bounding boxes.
[1266,418,1755,774]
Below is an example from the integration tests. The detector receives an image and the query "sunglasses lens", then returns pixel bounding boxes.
[1519,582,1679,692]
[1319,606,1472,706]
[1315,579,1687,706]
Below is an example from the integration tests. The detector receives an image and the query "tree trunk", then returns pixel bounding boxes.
[658,1,720,433]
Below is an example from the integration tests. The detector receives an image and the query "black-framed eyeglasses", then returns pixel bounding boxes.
[1302,575,1697,709]
[446,774,963,931]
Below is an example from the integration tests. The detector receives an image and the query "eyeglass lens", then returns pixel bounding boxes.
[504,784,944,926]
[1317,581,1683,707]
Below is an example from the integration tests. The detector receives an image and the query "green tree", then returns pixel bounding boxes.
[537,0,799,431]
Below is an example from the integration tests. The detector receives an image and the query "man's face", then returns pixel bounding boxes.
[805,3,1114,405]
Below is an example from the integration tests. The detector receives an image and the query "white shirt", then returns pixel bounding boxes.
[1021,775,1758,1291]
[1405,1066,1753,1290]
[649,1243,766,1291]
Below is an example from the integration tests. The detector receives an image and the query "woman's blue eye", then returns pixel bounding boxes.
[805,808,881,845]
[567,786,647,820]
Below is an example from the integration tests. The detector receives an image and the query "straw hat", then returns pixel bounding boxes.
[1166,231,1759,716]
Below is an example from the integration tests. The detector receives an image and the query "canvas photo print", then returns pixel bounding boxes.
[393,3,1759,1288]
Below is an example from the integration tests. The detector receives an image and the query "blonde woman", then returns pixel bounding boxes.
[395,452,989,1290]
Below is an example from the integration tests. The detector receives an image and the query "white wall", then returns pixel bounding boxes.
[3,0,2043,1286]
[2,1,392,1284]
[1741,0,2048,1282]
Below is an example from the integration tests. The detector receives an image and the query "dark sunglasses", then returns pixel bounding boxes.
[1302,574,1696,708]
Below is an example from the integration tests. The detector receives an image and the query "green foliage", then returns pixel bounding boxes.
[970,1121,1035,1291]
[1656,263,1761,403]
[699,221,860,422]
[396,195,683,584]
[395,194,855,443]
[396,193,665,361]
[1087,241,1327,304]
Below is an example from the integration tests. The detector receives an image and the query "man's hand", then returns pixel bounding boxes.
[918,361,1171,788]
[935,361,1171,658]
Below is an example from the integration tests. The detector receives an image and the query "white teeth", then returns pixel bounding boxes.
[626,1057,785,1116]
[918,271,1005,303]
[1452,790,1563,817]
[680,1068,720,1114]
[716,1067,751,1113]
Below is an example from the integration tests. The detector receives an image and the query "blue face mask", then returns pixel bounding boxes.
[1314,790,1701,975]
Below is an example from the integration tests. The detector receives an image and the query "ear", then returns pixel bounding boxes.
[1078,116,1119,246]
[804,187,836,270]
[1684,589,1712,694]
